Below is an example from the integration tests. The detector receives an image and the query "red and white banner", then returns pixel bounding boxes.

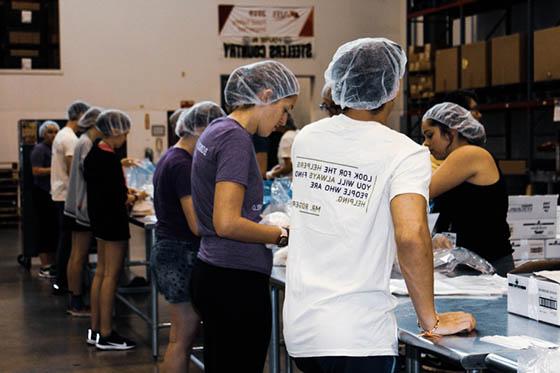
[218,5,314,59]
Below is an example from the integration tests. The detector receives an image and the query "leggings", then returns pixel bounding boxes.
[190,259,271,373]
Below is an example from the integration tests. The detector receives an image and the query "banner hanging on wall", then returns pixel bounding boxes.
[218,5,314,59]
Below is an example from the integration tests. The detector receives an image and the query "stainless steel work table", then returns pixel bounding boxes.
[269,266,560,373]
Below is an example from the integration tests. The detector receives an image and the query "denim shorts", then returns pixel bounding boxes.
[150,237,198,304]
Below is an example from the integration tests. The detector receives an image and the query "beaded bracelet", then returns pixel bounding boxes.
[418,314,440,335]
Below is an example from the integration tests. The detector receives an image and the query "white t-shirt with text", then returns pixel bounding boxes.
[50,126,78,201]
[283,114,431,357]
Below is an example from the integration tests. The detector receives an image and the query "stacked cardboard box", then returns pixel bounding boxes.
[408,44,435,100]
[435,47,459,93]
[508,195,558,261]
[508,271,560,326]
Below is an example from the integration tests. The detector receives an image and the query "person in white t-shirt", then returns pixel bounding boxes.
[283,38,476,373]
[266,114,299,179]
[51,100,90,294]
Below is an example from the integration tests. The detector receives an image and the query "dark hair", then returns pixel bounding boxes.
[426,118,484,146]
[285,113,296,130]
[443,90,478,111]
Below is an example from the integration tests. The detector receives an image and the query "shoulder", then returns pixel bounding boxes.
[448,145,492,164]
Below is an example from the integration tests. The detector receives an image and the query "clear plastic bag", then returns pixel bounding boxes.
[433,246,496,274]
[262,177,292,216]
[519,347,560,373]
[125,159,155,197]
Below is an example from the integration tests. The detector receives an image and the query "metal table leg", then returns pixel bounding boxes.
[405,344,421,373]
[145,227,158,359]
[270,285,280,373]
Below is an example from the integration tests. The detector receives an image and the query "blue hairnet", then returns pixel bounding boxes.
[423,102,486,144]
[38,120,60,138]
[78,107,102,129]
[324,38,407,110]
[95,110,132,137]
[175,101,226,138]
[67,100,91,121]
[225,60,299,107]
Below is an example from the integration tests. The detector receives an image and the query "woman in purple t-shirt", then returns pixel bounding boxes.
[190,61,299,372]
[151,102,225,373]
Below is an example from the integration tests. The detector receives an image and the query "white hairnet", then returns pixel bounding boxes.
[78,107,102,129]
[224,60,300,107]
[175,101,226,138]
[95,110,132,137]
[321,82,333,98]
[324,37,407,110]
[67,100,91,121]
[423,102,486,144]
[39,120,60,138]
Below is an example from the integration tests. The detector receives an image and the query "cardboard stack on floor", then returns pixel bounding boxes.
[507,195,559,262]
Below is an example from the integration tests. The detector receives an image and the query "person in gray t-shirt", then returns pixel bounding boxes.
[65,107,102,316]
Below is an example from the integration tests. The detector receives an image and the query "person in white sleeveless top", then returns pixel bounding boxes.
[283,38,476,373]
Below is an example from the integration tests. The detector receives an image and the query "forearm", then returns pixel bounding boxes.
[398,235,438,329]
[216,216,281,244]
[32,167,50,176]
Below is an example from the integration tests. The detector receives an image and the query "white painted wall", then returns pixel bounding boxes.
[0,0,406,163]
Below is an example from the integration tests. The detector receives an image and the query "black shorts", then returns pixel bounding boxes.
[63,214,90,232]
[32,187,58,253]
[91,214,130,242]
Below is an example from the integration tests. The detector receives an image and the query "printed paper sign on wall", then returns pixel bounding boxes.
[218,5,314,59]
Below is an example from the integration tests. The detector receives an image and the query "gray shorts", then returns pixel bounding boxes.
[150,237,198,304]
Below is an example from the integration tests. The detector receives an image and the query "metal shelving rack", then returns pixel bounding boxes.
[404,0,560,183]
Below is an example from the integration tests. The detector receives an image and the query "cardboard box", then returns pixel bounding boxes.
[498,160,527,176]
[534,26,560,82]
[546,239,560,259]
[491,33,526,86]
[507,195,558,221]
[511,239,545,260]
[435,47,459,92]
[509,219,557,240]
[508,272,560,326]
[461,41,489,89]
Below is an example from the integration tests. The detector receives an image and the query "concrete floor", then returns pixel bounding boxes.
[0,226,171,372]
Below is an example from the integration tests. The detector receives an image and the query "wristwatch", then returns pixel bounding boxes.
[277,227,289,247]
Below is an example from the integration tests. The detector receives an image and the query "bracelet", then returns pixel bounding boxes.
[418,314,440,335]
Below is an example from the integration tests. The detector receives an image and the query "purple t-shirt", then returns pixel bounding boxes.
[153,147,199,244]
[191,117,271,275]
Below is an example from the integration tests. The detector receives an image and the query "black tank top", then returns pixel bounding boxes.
[432,168,513,262]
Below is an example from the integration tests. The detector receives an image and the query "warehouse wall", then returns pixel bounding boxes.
[0,0,406,163]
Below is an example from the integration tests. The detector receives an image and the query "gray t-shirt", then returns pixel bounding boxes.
[64,134,94,226]
[30,142,52,193]
[192,117,271,275]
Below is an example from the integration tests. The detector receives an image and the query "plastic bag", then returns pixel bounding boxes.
[262,177,292,216]
[434,247,496,274]
[519,347,560,373]
[125,159,155,198]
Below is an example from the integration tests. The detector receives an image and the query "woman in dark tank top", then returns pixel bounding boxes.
[421,102,514,276]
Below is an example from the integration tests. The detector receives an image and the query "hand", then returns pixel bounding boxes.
[126,193,137,206]
[423,312,476,336]
[136,190,148,201]
[121,157,139,167]
[432,234,453,250]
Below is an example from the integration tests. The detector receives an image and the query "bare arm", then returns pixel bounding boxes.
[180,196,199,236]
[213,181,281,244]
[65,156,73,176]
[392,193,477,335]
[32,167,50,176]
[430,146,483,199]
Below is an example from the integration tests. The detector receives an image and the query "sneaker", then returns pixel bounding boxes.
[87,329,100,345]
[38,266,55,279]
[67,306,91,317]
[96,331,136,351]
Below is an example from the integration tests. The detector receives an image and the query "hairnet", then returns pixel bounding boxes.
[175,101,226,138]
[423,102,486,143]
[324,37,407,110]
[95,110,132,137]
[321,82,333,98]
[78,107,102,129]
[169,109,185,133]
[67,100,91,121]
[39,120,60,138]
[224,60,300,107]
